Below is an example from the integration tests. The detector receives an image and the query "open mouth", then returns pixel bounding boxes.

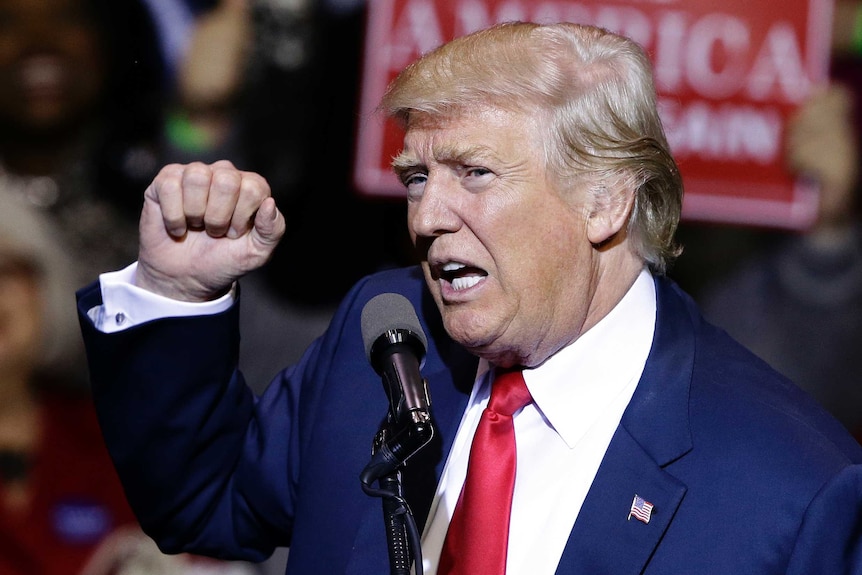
[440,262,487,291]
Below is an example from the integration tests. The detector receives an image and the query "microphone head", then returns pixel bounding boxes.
[361,293,428,365]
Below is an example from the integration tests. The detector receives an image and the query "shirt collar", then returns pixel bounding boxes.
[523,268,657,448]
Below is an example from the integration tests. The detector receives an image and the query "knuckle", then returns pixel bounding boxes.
[240,172,269,199]
[211,168,242,194]
[182,163,213,188]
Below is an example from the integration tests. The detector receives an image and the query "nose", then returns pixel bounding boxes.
[408,174,462,239]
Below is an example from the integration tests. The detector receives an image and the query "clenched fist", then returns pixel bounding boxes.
[135,160,286,302]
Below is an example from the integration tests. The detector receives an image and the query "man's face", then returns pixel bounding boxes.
[0,0,105,133]
[398,106,602,368]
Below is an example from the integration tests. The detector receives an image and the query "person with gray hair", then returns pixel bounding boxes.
[76,21,862,575]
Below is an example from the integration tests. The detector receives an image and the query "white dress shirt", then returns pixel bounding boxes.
[88,264,656,575]
[422,269,656,575]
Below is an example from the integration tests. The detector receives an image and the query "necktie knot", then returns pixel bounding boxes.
[488,367,532,416]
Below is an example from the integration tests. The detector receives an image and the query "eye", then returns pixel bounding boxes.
[400,171,427,199]
[461,166,495,190]
[465,167,492,178]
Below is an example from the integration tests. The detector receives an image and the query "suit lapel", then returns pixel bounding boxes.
[555,429,687,575]
[556,276,696,574]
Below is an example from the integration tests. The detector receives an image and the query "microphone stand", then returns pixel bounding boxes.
[360,410,434,575]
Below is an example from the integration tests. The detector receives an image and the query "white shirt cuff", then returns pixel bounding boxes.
[87,262,235,333]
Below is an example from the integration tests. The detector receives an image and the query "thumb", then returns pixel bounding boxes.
[251,197,286,249]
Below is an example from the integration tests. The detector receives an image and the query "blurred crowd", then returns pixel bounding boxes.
[0,0,860,573]
[670,1,862,441]
[0,0,388,573]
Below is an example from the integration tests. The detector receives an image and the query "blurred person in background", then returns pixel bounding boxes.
[161,0,405,395]
[671,1,862,294]
[150,0,411,305]
[681,1,862,439]
[0,0,167,304]
[0,195,136,574]
[0,0,341,394]
[0,1,275,571]
[0,194,257,575]
[698,76,862,438]
[223,0,414,308]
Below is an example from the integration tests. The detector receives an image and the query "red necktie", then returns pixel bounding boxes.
[437,367,533,575]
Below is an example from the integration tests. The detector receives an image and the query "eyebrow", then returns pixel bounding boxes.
[392,152,421,172]
[392,143,498,176]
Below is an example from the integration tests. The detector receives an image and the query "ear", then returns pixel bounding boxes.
[586,181,636,245]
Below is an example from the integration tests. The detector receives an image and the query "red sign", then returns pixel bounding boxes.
[353,0,834,229]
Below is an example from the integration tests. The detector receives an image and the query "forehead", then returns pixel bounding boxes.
[401,105,543,162]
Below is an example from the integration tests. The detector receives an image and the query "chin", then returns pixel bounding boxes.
[441,309,498,352]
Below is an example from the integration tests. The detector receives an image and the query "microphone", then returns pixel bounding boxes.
[360,293,434,485]
[361,293,431,425]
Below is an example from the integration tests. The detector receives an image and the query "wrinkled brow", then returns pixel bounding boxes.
[392,142,498,175]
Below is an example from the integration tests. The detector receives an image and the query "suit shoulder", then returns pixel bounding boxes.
[655,275,862,462]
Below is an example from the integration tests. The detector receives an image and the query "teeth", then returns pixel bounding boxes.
[452,276,481,290]
[442,262,466,272]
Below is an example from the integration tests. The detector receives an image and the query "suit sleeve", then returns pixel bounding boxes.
[76,279,303,561]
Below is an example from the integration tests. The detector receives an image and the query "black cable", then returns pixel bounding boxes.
[361,481,425,575]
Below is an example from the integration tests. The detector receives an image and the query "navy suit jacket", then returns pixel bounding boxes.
[77,266,862,574]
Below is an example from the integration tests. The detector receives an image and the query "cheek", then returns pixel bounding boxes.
[510,214,591,313]
[506,203,584,265]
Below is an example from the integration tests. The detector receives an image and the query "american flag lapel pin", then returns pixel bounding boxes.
[628,494,654,524]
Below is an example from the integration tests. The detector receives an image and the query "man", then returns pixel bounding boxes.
[77,22,862,574]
